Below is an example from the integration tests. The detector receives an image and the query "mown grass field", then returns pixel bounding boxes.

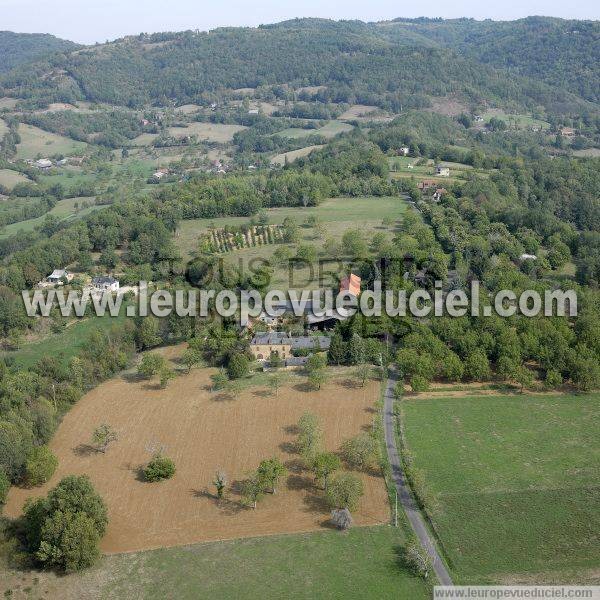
[15,124,88,159]
[271,144,325,166]
[275,120,353,140]
[0,197,102,238]
[3,311,127,369]
[401,393,600,583]
[0,168,30,190]
[167,122,247,143]
[0,526,431,600]
[175,196,408,266]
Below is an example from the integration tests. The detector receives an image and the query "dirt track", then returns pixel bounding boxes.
[5,348,389,553]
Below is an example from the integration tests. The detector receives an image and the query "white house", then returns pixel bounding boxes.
[400,147,410,156]
[46,269,73,284]
[35,159,53,170]
[520,253,538,261]
[92,276,120,293]
[435,165,450,177]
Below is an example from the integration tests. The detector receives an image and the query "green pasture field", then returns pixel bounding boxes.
[175,196,408,263]
[271,144,325,166]
[275,120,353,140]
[0,526,431,599]
[0,168,30,190]
[401,393,600,583]
[167,122,247,143]
[2,310,128,369]
[15,124,88,160]
[0,197,102,238]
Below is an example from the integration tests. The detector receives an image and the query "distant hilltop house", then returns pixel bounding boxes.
[35,158,53,170]
[400,146,410,156]
[435,165,450,177]
[152,168,169,180]
[520,253,538,261]
[560,127,576,138]
[92,276,120,293]
[248,109,259,115]
[474,115,484,123]
[250,332,331,362]
[418,179,438,191]
[339,273,361,297]
[46,269,73,285]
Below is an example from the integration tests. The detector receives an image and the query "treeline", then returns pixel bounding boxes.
[20,110,144,148]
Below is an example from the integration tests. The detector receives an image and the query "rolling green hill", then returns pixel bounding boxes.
[0,18,595,116]
[0,31,78,73]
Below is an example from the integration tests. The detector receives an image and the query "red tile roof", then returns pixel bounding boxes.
[339,273,361,297]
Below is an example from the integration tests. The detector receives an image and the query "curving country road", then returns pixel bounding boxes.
[383,370,453,586]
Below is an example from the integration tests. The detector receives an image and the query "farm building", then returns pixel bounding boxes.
[435,165,450,177]
[560,127,576,138]
[92,276,120,293]
[250,332,330,361]
[35,158,53,170]
[46,269,73,284]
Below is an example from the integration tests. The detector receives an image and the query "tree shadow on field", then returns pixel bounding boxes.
[286,473,313,492]
[122,372,146,384]
[364,406,377,414]
[253,389,272,399]
[284,424,299,435]
[338,378,360,389]
[279,440,297,455]
[191,486,246,515]
[73,443,97,457]
[211,392,236,402]
[283,457,305,474]
[293,382,312,393]
[302,488,331,518]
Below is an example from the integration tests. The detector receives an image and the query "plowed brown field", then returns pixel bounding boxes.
[5,347,389,553]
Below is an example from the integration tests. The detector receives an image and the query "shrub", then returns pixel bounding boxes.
[227,353,249,379]
[25,446,58,487]
[143,454,176,482]
[0,469,9,505]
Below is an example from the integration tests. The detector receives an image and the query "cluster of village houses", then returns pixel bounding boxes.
[40,269,120,296]
[248,273,361,369]
[26,156,86,170]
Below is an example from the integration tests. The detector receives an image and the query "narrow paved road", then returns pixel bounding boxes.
[383,370,453,586]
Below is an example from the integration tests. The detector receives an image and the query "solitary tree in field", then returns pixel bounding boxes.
[241,472,265,509]
[159,366,176,388]
[311,452,341,491]
[326,472,364,512]
[213,470,227,500]
[138,354,166,379]
[91,424,118,454]
[257,457,287,494]
[267,373,284,397]
[182,348,203,374]
[341,433,380,471]
[307,368,327,391]
[297,412,322,461]
[354,363,372,387]
[400,541,432,579]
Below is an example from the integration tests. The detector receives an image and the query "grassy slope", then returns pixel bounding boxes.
[402,394,600,583]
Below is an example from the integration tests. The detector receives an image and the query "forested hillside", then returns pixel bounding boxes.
[0,19,594,116]
[0,31,78,73]
[383,17,600,104]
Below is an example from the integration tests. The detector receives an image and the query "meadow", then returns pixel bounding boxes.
[0,168,30,190]
[15,124,88,159]
[0,197,102,239]
[275,121,353,140]
[401,393,600,583]
[0,526,430,600]
[167,122,247,143]
[271,144,325,166]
